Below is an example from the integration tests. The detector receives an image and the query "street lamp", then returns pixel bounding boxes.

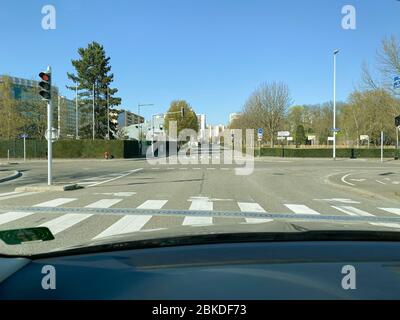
[333,49,339,160]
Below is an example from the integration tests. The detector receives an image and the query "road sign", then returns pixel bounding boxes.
[331,128,341,133]
[307,135,316,141]
[20,133,28,139]
[394,76,400,89]
[45,128,59,142]
[257,128,263,139]
[277,131,290,137]
[328,137,334,142]
[277,137,285,141]
[287,137,293,142]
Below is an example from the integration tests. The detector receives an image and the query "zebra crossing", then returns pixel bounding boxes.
[1,191,400,242]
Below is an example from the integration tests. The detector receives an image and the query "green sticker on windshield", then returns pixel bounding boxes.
[0,227,55,245]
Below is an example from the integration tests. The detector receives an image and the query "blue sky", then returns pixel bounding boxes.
[0,0,399,124]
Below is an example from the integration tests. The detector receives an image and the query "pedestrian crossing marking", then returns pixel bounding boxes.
[379,208,400,216]
[285,204,320,215]
[332,206,374,217]
[39,213,93,235]
[34,198,77,208]
[93,215,153,239]
[0,211,35,226]
[238,202,273,224]
[137,200,168,210]
[183,216,213,226]
[85,199,123,208]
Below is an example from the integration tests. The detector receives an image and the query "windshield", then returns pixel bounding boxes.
[0,0,400,257]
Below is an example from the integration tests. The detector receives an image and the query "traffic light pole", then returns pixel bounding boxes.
[46,67,53,186]
[47,100,53,185]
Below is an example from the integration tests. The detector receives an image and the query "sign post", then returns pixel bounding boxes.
[381,131,384,163]
[257,128,263,157]
[21,134,28,162]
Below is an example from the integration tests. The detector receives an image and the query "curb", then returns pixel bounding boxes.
[0,171,22,183]
[15,184,82,192]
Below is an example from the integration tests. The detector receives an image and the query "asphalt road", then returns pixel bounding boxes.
[0,145,400,254]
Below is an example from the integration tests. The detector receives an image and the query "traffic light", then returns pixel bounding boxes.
[181,107,185,117]
[39,71,52,101]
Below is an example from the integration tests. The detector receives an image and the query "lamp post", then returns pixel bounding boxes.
[75,85,79,139]
[333,49,339,160]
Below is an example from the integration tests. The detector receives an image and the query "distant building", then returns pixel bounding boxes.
[197,114,207,142]
[207,124,225,144]
[229,113,241,124]
[117,109,144,127]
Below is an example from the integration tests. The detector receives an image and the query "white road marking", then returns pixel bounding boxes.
[285,204,321,215]
[0,191,21,197]
[40,214,93,235]
[85,199,123,208]
[137,200,168,210]
[238,202,273,224]
[376,180,386,185]
[93,215,153,239]
[183,216,213,226]
[379,208,400,216]
[87,168,143,187]
[332,206,375,217]
[315,198,360,204]
[341,174,355,186]
[0,192,38,201]
[94,192,136,197]
[183,199,213,225]
[350,179,366,182]
[34,198,77,208]
[369,223,400,229]
[0,212,35,225]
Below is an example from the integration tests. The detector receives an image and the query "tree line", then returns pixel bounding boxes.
[230,36,400,147]
[0,41,121,140]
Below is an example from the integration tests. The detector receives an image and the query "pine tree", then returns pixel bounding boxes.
[67,42,121,139]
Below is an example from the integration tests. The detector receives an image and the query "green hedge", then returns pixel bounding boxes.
[260,147,400,158]
[0,139,140,159]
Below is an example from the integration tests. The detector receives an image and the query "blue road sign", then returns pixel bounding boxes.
[394,76,400,89]
[331,128,340,133]
[258,128,263,140]
[20,134,28,139]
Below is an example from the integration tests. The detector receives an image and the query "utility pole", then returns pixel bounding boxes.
[107,87,110,140]
[92,83,95,140]
[75,84,79,139]
[333,49,339,160]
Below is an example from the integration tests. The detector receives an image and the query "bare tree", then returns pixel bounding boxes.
[241,82,292,146]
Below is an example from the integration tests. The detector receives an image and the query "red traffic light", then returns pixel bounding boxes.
[39,72,50,82]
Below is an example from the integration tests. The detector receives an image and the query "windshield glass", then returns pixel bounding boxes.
[0,0,399,256]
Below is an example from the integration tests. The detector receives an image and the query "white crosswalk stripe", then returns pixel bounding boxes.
[379,208,400,216]
[285,204,320,215]
[85,199,123,208]
[0,211,36,225]
[34,198,77,208]
[93,215,153,239]
[39,214,93,235]
[237,202,273,224]
[183,200,213,225]
[332,206,375,217]
[137,200,168,210]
